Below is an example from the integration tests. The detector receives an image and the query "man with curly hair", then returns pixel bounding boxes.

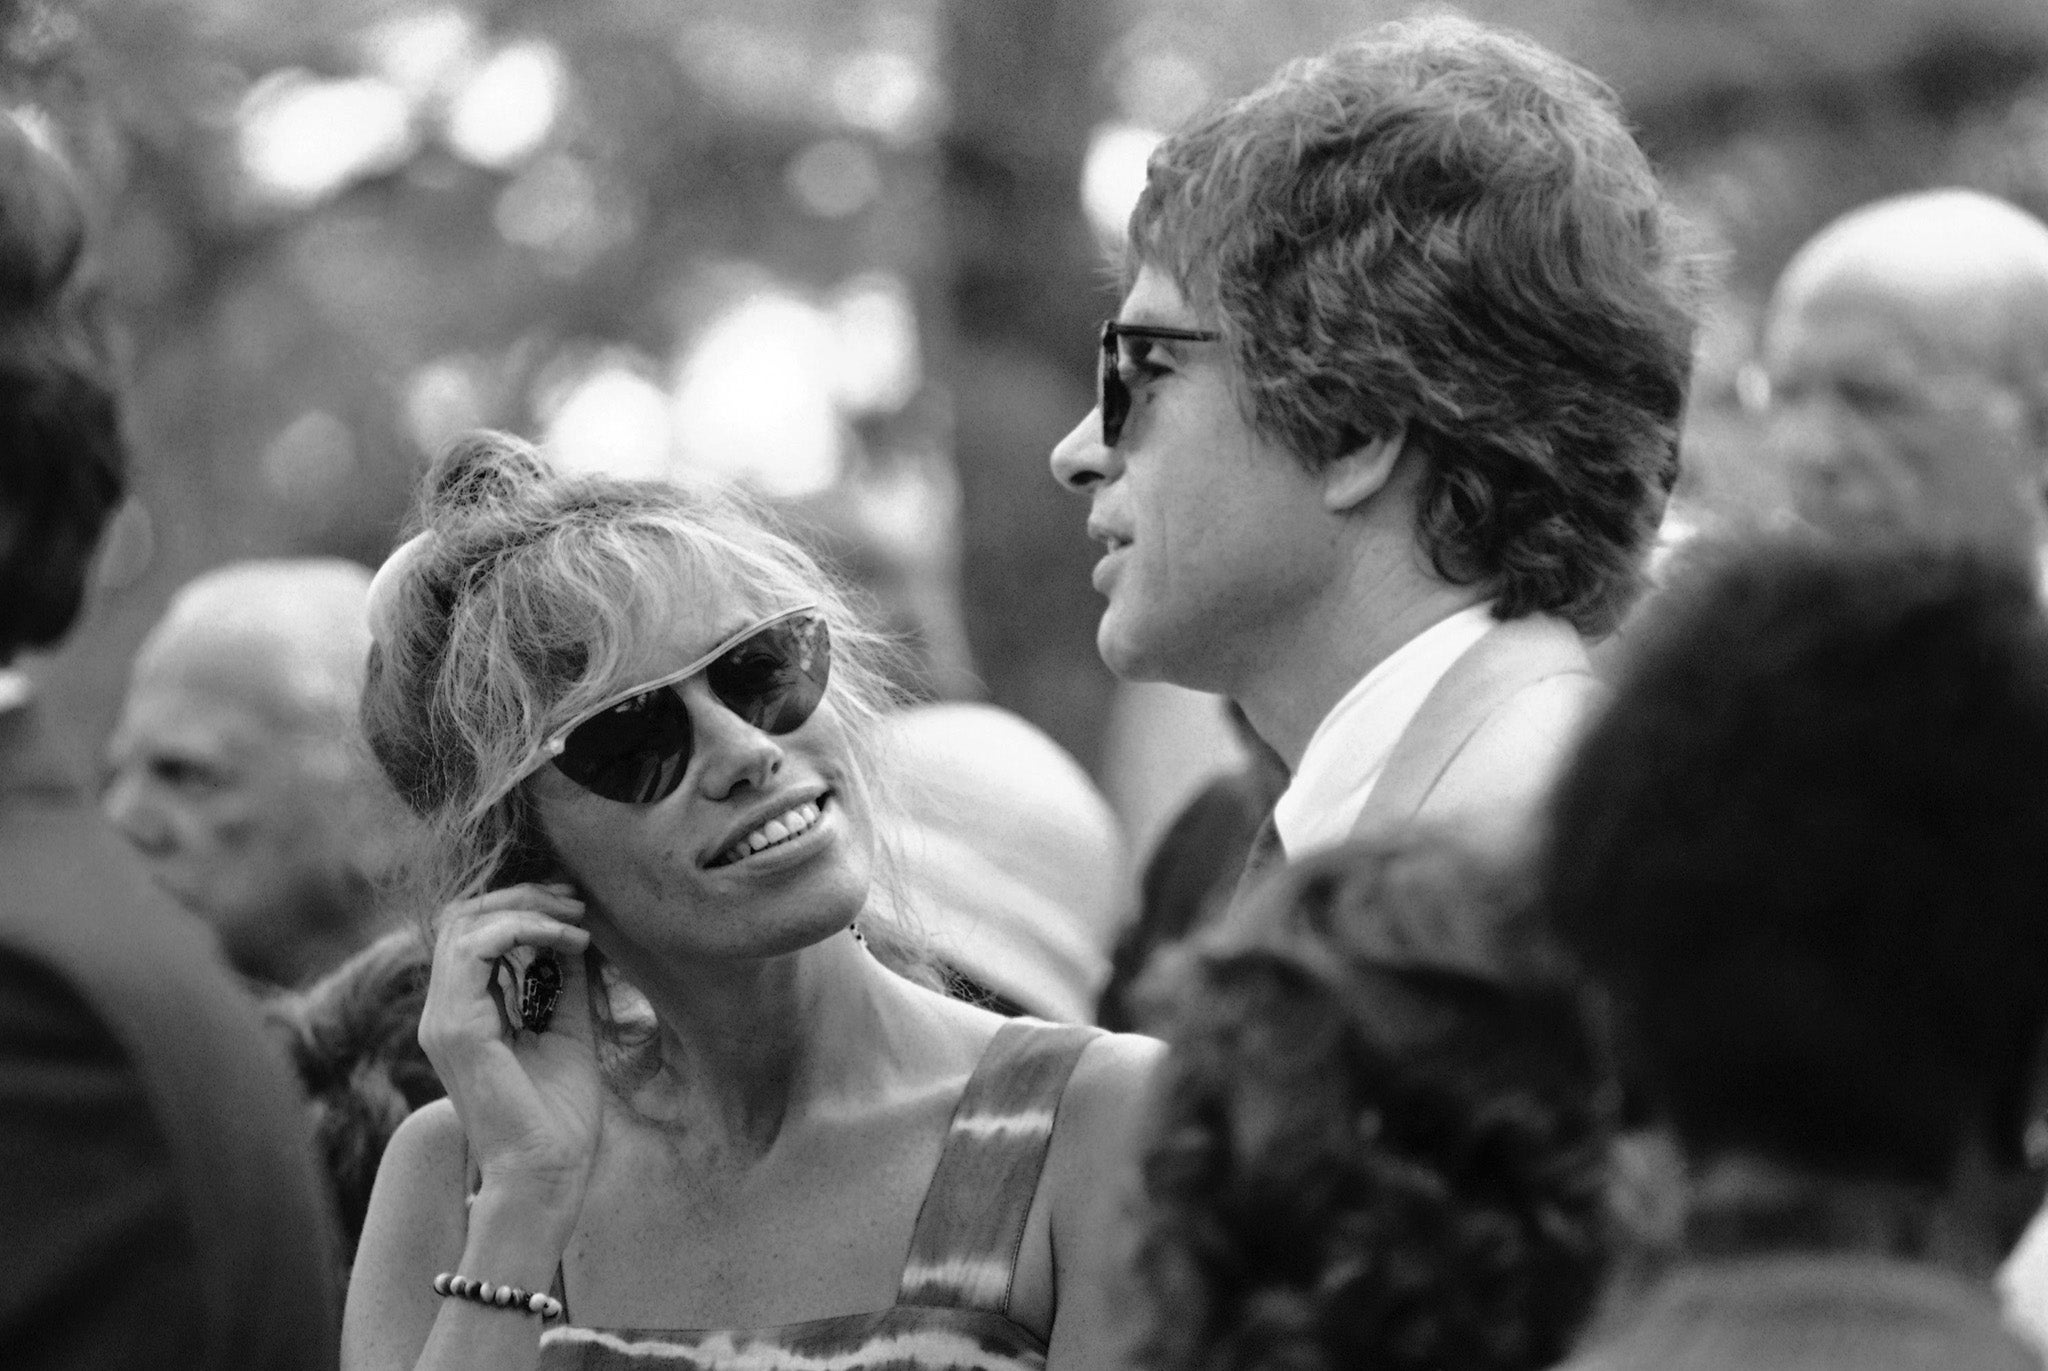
[1051,16,1702,874]
[1544,537,2048,1371]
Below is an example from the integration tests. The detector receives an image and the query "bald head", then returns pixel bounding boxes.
[135,558,374,734]
[104,558,395,986]
[1761,190,2048,557]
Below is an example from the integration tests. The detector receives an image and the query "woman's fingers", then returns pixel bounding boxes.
[425,913,590,1018]
[447,882,587,921]
[446,910,591,965]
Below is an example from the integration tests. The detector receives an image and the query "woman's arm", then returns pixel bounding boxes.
[343,884,602,1371]
[346,1100,594,1371]
[1042,1032,1168,1371]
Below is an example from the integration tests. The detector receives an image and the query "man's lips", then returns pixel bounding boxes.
[1086,517,1132,553]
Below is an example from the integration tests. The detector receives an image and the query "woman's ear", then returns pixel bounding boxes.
[497,819,576,893]
[1320,425,1409,513]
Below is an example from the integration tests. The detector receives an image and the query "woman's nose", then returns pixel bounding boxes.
[689,692,787,801]
[1050,410,1120,493]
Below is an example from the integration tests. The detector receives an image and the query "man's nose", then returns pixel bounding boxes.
[1050,411,1121,493]
[1769,399,1855,486]
[102,770,173,856]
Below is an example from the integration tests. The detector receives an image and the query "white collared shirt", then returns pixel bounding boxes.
[1271,601,1497,860]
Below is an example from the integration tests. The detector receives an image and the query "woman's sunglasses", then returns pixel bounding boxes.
[518,607,832,805]
[1098,319,1221,447]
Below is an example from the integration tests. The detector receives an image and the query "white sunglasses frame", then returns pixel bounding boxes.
[501,603,823,795]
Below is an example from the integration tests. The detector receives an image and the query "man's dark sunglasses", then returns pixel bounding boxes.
[525,608,831,805]
[1098,319,1221,447]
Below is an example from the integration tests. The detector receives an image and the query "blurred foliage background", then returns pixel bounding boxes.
[8,0,2048,777]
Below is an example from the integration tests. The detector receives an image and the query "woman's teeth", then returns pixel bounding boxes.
[718,800,823,866]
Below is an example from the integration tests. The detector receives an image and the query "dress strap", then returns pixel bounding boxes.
[896,1018,1100,1315]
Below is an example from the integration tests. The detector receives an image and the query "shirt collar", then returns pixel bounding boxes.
[1271,602,1496,859]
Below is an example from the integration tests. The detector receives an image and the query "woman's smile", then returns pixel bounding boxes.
[706,792,834,870]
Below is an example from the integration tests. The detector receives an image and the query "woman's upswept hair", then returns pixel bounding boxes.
[1130,15,1707,636]
[360,431,919,977]
[1133,835,1616,1371]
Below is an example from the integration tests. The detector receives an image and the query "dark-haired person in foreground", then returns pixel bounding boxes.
[1051,15,1703,898]
[1544,537,2048,1371]
[0,113,340,1368]
[1133,834,1616,1371]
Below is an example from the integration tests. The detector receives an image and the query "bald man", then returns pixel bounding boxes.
[103,559,400,986]
[1758,189,2048,563]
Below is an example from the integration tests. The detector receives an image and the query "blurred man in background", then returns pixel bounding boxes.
[1757,189,2048,568]
[1547,539,2048,1371]
[103,557,401,987]
[874,701,1131,1022]
[1051,16,1701,893]
[0,110,338,1370]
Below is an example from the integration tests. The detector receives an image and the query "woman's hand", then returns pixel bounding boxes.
[418,882,602,1222]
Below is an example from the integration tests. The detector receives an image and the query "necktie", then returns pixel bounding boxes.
[1227,809,1285,915]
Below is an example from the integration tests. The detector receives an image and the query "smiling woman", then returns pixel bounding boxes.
[343,431,1160,1371]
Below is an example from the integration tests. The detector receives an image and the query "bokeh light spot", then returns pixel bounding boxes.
[542,363,674,481]
[787,138,881,219]
[1082,123,1161,247]
[673,291,842,500]
[360,6,478,103]
[831,49,935,140]
[403,357,486,458]
[830,273,920,414]
[237,71,416,210]
[261,410,359,505]
[446,39,565,171]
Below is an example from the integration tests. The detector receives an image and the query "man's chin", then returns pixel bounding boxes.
[1096,615,1198,688]
[1095,618,1156,683]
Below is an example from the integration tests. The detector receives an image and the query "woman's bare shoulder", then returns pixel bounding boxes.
[1047,1031,1163,1179]
[1064,1032,1165,1126]
[384,1096,468,1177]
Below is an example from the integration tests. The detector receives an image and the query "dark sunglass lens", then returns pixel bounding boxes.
[1099,328,1128,447]
[555,688,693,804]
[706,616,831,736]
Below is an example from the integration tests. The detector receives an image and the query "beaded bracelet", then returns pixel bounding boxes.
[432,1271,564,1321]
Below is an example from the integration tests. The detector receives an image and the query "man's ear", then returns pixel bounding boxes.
[1320,425,1408,513]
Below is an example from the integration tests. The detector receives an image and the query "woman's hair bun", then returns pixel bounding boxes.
[0,112,88,314]
[422,429,551,526]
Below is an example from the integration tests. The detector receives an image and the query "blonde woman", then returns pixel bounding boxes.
[343,433,1158,1371]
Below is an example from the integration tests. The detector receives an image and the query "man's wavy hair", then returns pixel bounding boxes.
[1130,15,1706,636]
[1134,835,1617,1371]
[359,432,929,1007]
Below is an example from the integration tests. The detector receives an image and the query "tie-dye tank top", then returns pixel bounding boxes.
[536,1019,1101,1371]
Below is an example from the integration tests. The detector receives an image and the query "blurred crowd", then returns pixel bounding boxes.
[8,10,2048,1371]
